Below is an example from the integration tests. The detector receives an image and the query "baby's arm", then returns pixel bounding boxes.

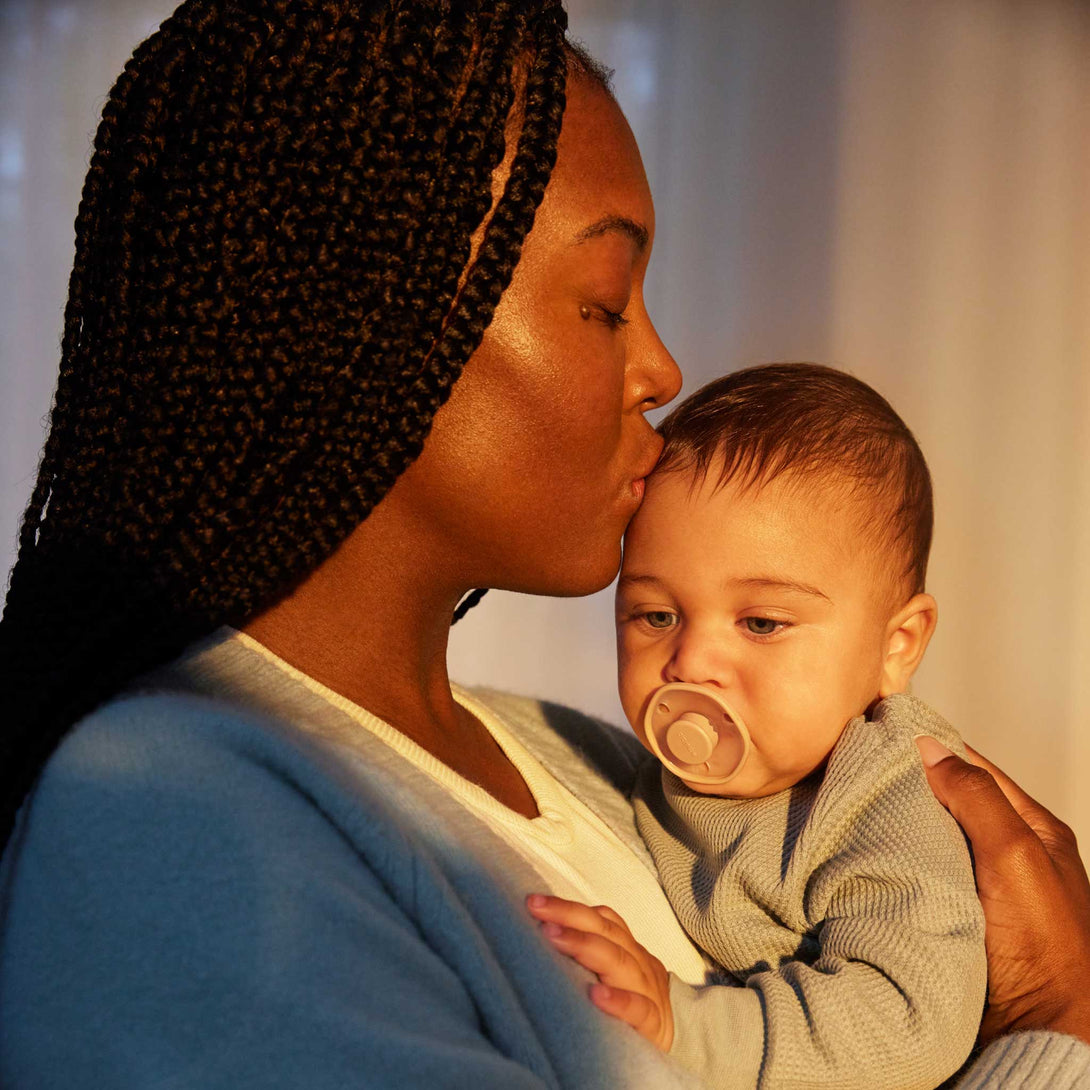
[526,894,674,1052]
[622,695,988,1090]
[729,705,987,1089]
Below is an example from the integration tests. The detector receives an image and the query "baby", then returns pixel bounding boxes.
[529,363,987,1089]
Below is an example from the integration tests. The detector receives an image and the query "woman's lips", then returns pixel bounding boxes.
[624,438,662,505]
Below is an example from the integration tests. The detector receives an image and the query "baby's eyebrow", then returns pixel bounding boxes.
[735,577,831,602]
[617,573,666,592]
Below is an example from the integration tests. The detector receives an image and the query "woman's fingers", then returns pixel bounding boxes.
[915,738,1090,1045]
[958,740,1065,842]
[920,739,1088,892]
[961,744,1086,870]
[916,737,1040,867]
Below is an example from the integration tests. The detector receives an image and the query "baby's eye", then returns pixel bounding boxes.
[642,610,678,630]
[743,616,785,637]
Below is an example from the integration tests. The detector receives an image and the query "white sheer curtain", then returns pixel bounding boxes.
[3,1,1088,844]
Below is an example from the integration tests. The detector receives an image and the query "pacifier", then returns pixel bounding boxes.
[643,682,751,786]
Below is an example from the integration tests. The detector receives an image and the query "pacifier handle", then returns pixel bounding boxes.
[665,712,719,764]
[643,682,751,786]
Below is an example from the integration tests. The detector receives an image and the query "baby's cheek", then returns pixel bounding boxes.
[797,720,848,776]
[765,714,840,781]
[615,652,648,729]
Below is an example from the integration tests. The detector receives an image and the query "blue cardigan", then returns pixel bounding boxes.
[2,632,1087,1088]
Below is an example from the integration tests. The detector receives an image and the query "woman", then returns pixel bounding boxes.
[1,2,1088,1085]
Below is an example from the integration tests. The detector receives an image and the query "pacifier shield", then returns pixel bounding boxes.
[644,683,751,786]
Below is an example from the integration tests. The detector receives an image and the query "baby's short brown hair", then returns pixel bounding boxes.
[656,363,933,601]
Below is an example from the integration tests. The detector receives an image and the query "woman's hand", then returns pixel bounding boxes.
[526,894,674,1051]
[915,737,1090,1045]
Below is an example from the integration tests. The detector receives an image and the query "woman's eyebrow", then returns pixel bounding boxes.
[574,214,649,253]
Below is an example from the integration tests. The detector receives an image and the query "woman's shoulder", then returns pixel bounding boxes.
[3,687,375,913]
[30,685,347,822]
[2,669,442,938]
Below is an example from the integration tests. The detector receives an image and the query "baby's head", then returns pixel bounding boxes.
[617,363,936,797]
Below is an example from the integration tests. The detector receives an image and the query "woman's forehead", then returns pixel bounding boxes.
[542,78,653,239]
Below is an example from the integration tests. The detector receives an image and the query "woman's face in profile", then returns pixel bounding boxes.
[392,75,681,598]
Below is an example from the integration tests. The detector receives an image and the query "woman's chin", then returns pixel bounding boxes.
[506,549,624,600]
[559,551,625,597]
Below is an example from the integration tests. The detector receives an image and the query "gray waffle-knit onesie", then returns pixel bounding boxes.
[635,693,988,1090]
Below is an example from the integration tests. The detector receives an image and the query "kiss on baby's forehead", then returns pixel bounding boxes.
[646,362,933,607]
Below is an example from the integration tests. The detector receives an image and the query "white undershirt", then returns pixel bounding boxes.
[235,631,710,985]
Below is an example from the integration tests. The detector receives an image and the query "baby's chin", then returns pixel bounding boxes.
[634,734,811,798]
[676,765,816,799]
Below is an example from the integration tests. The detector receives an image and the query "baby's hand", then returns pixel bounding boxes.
[526,893,674,1051]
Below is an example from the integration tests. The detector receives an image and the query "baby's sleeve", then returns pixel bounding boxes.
[747,695,987,1090]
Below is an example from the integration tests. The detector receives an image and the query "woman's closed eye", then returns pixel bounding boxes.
[598,306,629,329]
[578,296,631,329]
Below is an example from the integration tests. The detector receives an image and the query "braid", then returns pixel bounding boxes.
[0,0,592,848]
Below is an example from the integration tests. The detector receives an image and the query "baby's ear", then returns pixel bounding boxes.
[879,593,937,697]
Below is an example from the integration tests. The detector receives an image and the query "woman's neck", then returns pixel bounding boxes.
[241,504,539,817]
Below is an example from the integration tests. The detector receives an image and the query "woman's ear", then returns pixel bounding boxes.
[879,593,938,697]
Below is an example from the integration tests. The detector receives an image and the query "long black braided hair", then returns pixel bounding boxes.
[0,0,603,850]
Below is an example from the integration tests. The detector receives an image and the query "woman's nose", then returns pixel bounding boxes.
[629,309,682,413]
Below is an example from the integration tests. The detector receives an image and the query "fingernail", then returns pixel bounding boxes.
[527,894,547,909]
[594,984,612,1001]
[915,735,954,768]
[542,922,563,938]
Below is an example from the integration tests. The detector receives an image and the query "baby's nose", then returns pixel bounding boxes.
[666,635,733,688]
